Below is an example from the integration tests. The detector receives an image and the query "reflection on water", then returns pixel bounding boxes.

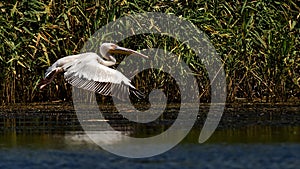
[0,103,299,168]
[209,126,299,143]
[0,125,299,149]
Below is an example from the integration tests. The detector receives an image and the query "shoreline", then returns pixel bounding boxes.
[0,102,299,133]
[1,101,300,110]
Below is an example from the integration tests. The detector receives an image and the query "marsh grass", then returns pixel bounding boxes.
[0,0,299,103]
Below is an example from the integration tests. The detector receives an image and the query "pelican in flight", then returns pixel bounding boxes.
[39,43,149,100]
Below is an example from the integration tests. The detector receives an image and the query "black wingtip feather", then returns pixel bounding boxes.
[129,86,146,100]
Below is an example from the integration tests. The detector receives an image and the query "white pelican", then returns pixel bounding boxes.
[39,43,149,100]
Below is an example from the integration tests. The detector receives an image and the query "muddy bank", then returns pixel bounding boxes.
[0,102,299,134]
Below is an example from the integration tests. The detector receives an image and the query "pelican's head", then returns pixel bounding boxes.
[100,43,149,60]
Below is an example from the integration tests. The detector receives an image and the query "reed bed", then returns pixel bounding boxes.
[0,0,299,103]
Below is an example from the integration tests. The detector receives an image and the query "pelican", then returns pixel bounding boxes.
[39,43,149,100]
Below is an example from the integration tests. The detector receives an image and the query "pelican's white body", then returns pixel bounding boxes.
[40,43,148,100]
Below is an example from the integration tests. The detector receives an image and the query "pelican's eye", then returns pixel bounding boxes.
[111,44,117,50]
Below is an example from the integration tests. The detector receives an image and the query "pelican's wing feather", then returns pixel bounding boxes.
[63,55,144,99]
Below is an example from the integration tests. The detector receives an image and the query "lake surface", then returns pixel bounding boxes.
[1,143,299,169]
[0,103,299,169]
[0,126,299,169]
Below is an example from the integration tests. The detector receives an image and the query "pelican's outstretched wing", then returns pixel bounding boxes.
[63,53,144,100]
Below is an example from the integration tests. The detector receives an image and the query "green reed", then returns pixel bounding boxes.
[0,0,299,103]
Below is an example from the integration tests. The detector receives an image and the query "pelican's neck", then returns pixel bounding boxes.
[98,54,116,66]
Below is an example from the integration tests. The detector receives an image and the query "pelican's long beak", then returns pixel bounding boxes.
[109,46,149,59]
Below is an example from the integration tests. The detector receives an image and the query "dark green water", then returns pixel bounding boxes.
[0,125,299,148]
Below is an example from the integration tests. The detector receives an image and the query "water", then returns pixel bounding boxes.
[0,142,299,169]
[0,103,299,169]
[0,127,299,169]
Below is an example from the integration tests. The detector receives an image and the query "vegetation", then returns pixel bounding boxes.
[0,0,299,104]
